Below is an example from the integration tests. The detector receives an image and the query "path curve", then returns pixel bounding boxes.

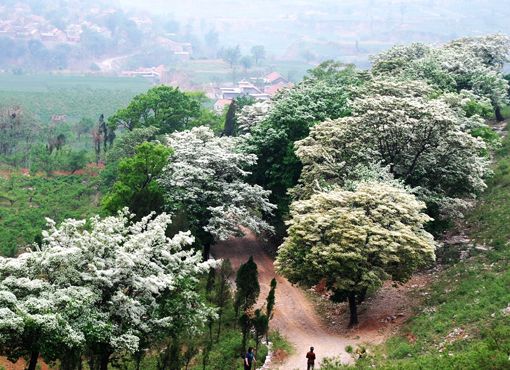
[212,232,354,370]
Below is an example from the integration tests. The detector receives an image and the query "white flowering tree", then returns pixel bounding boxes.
[159,126,275,259]
[0,211,216,370]
[371,34,510,120]
[236,100,272,134]
[276,182,436,326]
[0,255,93,370]
[294,78,490,212]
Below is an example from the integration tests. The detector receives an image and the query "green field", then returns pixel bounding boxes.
[0,73,152,123]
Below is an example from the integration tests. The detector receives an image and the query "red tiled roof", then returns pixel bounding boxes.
[265,72,287,83]
[264,82,293,96]
[214,99,233,109]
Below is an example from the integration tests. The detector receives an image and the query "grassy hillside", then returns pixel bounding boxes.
[324,129,510,369]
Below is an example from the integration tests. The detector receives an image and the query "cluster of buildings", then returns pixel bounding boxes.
[213,72,293,113]
[0,4,114,44]
[0,4,139,45]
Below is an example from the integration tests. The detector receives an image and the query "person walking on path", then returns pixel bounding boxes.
[306,347,316,370]
[244,347,256,370]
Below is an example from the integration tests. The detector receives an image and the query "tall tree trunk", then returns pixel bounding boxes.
[495,105,505,122]
[348,292,359,327]
[217,310,223,341]
[27,351,38,370]
[203,242,211,261]
[99,352,110,370]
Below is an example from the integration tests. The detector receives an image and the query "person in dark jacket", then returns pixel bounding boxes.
[244,347,256,370]
[306,346,316,370]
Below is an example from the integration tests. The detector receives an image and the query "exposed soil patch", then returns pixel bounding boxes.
[212,231,437,369]
[311,273,436,344]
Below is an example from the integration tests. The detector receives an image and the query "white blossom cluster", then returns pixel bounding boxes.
[236,101,272,134]
[0,210,216,357]
[276,182,436,292]
[371,34,510,108]
[294,75,491,211]
[160,126,275,242]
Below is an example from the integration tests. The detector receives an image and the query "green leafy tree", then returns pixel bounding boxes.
[251,45,266,65]
[101,126,159,188]
[64,150,89,174]
[221,45,241,68]
[244,62,365,232]
[239,313,252,353]
[266,278,277,321]
[214,260,234,340]
[252,309,269,353]
[234,256,260,323]
[276,182,436,326]
[102,142,172,218]
[239,55,253,74]
[108,86,201,134]
[75,117,95,141]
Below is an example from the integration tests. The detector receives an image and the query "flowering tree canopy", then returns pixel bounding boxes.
[236,100,272,134]
[371,34,510,120]
[159,126,275,257]
[275,182,436,326]
[244,62,366,223]
[0,211,216,369]
[294,78,490,209]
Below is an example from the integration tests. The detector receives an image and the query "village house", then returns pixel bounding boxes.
[213,99,232,114]
[121,65,168,80]
[264,71,289,85]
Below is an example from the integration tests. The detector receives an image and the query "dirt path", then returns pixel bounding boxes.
[98,54,135,72]
[212,233,355,369]
[213,232,433,369]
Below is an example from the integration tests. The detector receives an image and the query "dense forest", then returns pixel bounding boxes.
[0,33,509,370]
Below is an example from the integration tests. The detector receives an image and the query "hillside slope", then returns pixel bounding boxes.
[325,127,510,369]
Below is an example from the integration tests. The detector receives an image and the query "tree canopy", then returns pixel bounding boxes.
[108,86,201,133]
[159,126,275,258]
[276,182,436,326]
[0,210,216,369]
[294,78,490,210]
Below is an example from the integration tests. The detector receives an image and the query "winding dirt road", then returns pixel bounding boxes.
[212,232,355,370]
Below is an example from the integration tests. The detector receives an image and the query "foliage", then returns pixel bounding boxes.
[276,182,435,325]
[236,100,271,135]
[469,129,510,248]
[321,126,510,370]
[0,106,39,164]
[294,78,490,215]
[266,278,277,320]
[102,142,172,218]
[220,46,241,68]
[234,256,260,313]
[159,126,275,257]
[0,174,101,257]
[244,62,366,226]
[371,35,510,118]
[101,126,159,189]
[108,85,202,133]
[0,210,216,369]
[251,45,266,65]
[223,96,257,137]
